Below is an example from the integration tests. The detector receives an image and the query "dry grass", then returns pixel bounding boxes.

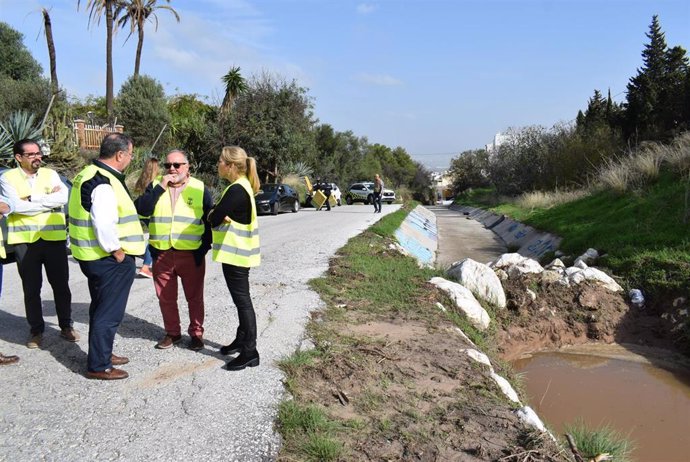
[516,189,589,210]
[630,147,663,181]
[664,132,690,175]
[592,132,690,193]
[595,156,631,193]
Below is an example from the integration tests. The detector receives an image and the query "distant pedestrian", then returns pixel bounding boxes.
[373,173,384,213]
[133,157,159,279]
[315,179,332,211]
[208,146,261,371]
[135,150,212,351]
[0,139,77,349]
[69,133,144,380]
[0,194,19,365]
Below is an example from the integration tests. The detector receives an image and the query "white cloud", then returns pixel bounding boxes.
[354,73,403,86]
[356,3,377,15]
[144,6,307,97]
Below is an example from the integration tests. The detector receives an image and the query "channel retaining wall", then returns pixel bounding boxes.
[449,205,561,260]
[394,205,438,266]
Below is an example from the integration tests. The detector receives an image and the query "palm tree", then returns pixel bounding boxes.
[41,8,59,95]
[220,66,247,118]
[116,0,180,78]
[78,0,120,122]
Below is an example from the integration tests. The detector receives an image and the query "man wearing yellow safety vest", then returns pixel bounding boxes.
[134,150,212,351]
[0,194,20,365]
[69,133,144,380]
[0,139,77,350]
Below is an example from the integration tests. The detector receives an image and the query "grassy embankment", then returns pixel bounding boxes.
[456,134,690,308]
[275,203,501,461]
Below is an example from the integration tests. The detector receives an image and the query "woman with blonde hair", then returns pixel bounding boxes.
[133,157,159,278]
[208,146,261,371]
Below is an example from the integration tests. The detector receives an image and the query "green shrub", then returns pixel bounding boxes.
[115,75,170,148]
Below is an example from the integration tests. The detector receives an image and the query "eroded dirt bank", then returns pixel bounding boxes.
[494,271,688,363]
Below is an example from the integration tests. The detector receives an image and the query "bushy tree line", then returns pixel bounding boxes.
[450,15,690,197]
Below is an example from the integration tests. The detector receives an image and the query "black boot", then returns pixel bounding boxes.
[220,328,245,355]
[225,349,260,371]
[220,339,242,356]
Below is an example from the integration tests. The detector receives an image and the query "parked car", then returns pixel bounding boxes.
[344,182,396,205]
[255,183,300,215]
[304,181,342,207]
[328,183,342,206]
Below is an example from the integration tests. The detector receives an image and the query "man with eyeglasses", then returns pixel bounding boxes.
[0,139,77,350]
[134,150,212,351]
[69,133,144,380]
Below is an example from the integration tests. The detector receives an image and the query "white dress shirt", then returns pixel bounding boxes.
[90,183,122,253]
[0,167,68,216]
[0,193,14,217]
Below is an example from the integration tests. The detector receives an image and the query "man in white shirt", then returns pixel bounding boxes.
[69,133,144,380]
[0,139,76,349]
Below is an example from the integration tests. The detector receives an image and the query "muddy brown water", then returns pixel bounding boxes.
[512,346,690,462]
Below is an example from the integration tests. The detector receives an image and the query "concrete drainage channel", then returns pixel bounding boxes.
[449,204,561,260]
[393,205,554,439]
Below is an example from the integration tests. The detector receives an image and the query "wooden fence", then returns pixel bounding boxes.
[73,120,124,150]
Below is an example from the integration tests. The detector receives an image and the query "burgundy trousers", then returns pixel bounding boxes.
[153,249,205,338]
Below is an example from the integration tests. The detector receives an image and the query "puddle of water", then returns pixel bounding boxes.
[513,351,690,462]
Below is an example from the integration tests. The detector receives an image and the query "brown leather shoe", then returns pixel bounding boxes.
[26,333,42,349]
[60,327,80,342]
[86,368,129,380]
[0,353,19,365]
[111,354,129,366]
[188,336,204,351]
[155,334,183,350]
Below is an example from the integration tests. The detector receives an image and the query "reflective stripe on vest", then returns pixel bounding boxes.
[0,219,5,259]
[68,164,145,261]
[4,167,67,244]
[148,176,205,251]
[211,176,260,267]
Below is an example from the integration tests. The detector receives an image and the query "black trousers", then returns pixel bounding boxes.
[14,239,72,334]
[373,191,382,212]
[78,255,135,372]
[222,263,257,353]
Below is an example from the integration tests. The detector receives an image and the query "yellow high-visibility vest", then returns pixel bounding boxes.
[211,176,260,267]
[148,176,205,251]
[68,164,145,261]
[3,167,66,244]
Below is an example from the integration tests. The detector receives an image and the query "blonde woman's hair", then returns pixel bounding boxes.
[220,146,260,194]
[134,157,160,195]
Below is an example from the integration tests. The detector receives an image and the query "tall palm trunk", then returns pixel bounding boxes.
[105,0,114,123]
[133,16,145,78]
[42,9,59,95]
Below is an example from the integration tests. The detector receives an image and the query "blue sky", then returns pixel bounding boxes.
[1,0,689,170]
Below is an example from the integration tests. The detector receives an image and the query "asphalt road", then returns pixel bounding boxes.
[0,202,399,461]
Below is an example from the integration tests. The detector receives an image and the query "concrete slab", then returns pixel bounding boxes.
[427,205,506,270]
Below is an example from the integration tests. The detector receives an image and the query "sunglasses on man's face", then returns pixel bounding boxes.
[163,162,187,169]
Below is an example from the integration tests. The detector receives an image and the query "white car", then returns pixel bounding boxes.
[328,183,342,206]
[345,182,396,205]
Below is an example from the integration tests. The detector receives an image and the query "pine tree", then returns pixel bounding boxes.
[625,15,668,141]
[659,45,689,134]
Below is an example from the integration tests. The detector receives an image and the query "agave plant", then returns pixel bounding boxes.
[0,110,44,158]
[281,160,313,178]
